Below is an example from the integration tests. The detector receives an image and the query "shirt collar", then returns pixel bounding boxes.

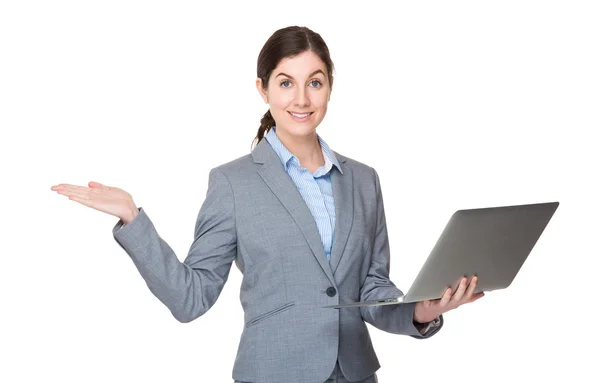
[265,126,343,175]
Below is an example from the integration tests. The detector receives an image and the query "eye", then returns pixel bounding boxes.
[280,80,292,88]
[309,80,322,88]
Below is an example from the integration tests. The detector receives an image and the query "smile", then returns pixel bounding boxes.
[288,111,313,118]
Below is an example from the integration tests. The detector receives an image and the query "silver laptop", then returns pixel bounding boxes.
[325,201,559,309]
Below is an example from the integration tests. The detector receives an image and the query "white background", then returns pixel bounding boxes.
[2,1,599,382]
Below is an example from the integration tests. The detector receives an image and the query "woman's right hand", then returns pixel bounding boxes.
[50,181,139,224]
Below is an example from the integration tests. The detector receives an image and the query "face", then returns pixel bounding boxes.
[256,50,333,140]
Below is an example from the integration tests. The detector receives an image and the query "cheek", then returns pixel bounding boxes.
[272,99,291,111]
[312,91,329,107]
[315,97,328,114]
[269,89,293,109]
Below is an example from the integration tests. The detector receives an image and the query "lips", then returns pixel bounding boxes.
[288,111,314,118]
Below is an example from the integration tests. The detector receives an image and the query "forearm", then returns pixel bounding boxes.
[360,292,443,338]
[359,281,423,336]
[113,207,230,323]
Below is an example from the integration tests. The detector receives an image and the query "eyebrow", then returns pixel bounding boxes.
[275,69,326,80]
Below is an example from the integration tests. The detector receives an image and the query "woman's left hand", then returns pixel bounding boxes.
[413,276,485,324]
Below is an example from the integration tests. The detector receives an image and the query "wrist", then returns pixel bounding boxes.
[413,302,439,324]
[122,206,139,225]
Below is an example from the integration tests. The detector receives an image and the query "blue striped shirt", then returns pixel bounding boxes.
[265,126,342,261]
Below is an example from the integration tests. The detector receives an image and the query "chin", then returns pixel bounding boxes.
[284,123,319,137]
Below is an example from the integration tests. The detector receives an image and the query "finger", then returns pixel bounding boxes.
[462,276,478,303]
[56,185,89,195]
[467,292,485,303]
[68,194,95,208]
[439,287,452,307]
[56,186,91,199]
[71,185,104,197]
[89,181,109,189]
[452,277,469,302]
[69,190,92,200]
[51,183,75,191]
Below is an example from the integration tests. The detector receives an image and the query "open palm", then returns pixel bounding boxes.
[50,181,138,222]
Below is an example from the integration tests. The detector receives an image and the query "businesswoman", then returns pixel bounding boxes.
[51,26,483,383]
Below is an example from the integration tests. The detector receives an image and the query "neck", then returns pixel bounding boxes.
[275,128,324,169]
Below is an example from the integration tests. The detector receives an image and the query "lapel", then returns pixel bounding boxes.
[329,155,354,275]
[252,138,354,285]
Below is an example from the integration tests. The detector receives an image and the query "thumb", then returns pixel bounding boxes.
[88,181,108,189]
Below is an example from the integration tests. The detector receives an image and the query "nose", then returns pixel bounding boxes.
[294,87,310,107]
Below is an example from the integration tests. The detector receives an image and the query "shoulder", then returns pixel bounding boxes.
[211,152,254,177]
[333,150,379,183]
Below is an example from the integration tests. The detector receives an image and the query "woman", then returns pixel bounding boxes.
[51,26,483,383]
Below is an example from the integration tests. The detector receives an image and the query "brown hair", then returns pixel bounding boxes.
[251,26,335,150]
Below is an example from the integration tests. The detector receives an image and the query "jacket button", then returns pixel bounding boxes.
[326,287,337,297]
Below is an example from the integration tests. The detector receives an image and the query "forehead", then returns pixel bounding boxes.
[272,50,327,77]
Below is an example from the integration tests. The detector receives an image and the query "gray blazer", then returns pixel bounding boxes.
[112,137,443,383]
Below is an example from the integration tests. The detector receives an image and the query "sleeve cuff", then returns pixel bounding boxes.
[415,315,442,335]
[112,207,148,253]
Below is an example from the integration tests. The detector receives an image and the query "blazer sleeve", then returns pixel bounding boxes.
[359,168,443,338]
[112,168,237,323]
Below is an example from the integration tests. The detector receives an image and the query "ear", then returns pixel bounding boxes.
[256,78,269,104]
[328,75,334,101]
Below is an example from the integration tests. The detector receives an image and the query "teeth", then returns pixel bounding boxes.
[290,112,311,118]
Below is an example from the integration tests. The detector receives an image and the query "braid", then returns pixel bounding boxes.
[252,109,276,150]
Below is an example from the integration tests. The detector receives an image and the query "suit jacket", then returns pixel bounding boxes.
[112,137,443,383]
